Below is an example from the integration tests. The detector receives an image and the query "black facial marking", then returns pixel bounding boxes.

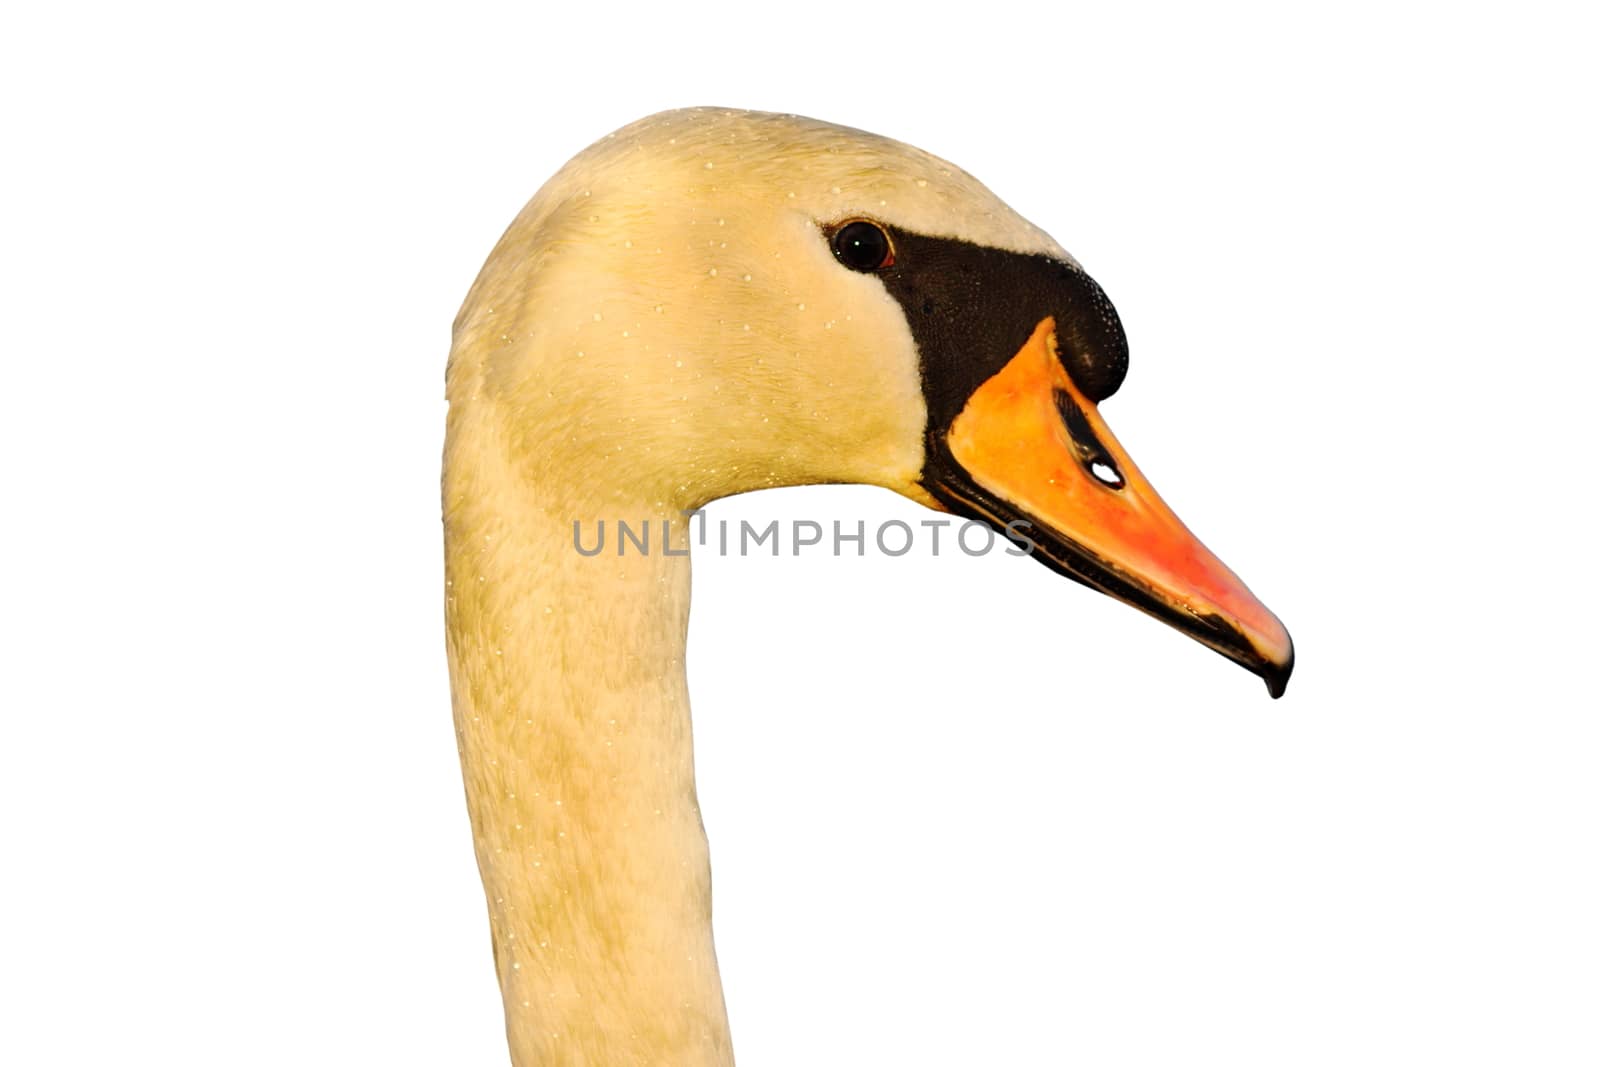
[848,225,1130,436]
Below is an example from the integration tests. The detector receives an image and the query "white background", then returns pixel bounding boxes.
[3,3,1596,1064]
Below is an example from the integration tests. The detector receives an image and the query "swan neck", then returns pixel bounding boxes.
[444,434,731,1066]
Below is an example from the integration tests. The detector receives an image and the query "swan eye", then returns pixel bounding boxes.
[830,220,893,272]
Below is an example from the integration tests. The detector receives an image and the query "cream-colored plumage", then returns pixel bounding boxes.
[445,108,1108,1065]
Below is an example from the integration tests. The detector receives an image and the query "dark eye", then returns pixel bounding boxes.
[830,220,893,272]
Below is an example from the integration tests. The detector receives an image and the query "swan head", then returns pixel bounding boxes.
[449,108,1292,696]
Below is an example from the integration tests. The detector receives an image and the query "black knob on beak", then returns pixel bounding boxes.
[1055,268,1129,403]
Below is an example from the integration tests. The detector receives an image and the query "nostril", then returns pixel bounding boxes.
[1054,387,1126,490]
[1089,460,1125,489]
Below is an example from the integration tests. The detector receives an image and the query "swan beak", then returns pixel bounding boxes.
[932,317,1294,697]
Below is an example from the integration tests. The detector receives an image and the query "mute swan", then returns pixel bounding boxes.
[443,107,1291,1065]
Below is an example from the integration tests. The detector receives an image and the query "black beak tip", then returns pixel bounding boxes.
[1261,636,1295,700]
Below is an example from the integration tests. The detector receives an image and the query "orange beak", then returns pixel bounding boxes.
[930,317,1294,697]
